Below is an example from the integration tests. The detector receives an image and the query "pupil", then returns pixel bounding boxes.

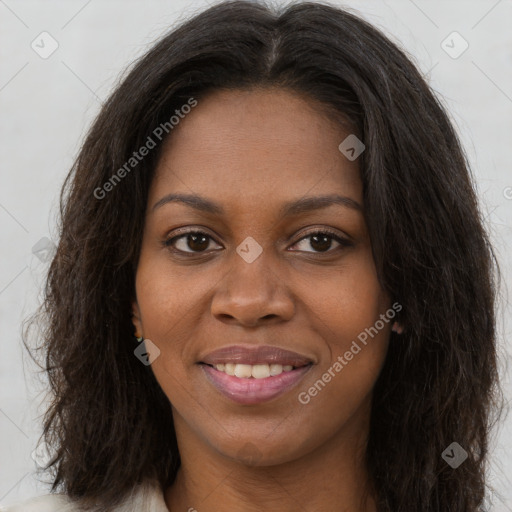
[188,234,209,251]
[311,234,331,252]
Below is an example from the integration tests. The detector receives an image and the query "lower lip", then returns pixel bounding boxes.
[200,364,312,405]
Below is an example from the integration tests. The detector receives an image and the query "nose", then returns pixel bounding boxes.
[210,249,295,327]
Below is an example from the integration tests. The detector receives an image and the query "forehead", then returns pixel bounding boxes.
[151,87,362,207]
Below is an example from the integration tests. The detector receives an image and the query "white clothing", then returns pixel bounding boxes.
[0,479,169,511]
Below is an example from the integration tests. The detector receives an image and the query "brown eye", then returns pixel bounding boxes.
[308,233,333,252]
[291,230,352,253]
[165,231,221,253]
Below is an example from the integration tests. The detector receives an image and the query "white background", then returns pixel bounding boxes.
[0,0,511,509]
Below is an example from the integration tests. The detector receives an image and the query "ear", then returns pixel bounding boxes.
[391,321,404,334]
[131,300,143,338]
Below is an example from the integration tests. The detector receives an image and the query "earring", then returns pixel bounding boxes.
[391,322,403,334]
[134,332,144,342]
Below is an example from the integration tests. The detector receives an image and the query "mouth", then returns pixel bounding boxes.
[198,345,314,405]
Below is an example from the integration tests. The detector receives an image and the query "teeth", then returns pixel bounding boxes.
[224,363,236,376]
[213,362,299,378]
[269,364,283,376]
[234,364,252,378]
[251,364,270,379]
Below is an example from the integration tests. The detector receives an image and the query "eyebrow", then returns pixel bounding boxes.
[152,192,363,215]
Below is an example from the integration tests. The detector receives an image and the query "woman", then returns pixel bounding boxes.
[3,1,501,511]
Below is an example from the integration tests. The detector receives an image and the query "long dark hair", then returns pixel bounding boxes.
[25,1,502,510]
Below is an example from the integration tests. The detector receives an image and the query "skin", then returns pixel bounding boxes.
[132,87,397,512]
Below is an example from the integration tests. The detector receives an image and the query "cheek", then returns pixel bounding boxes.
[296,251,390,407]
[133,254,199,390]
[305,249,389,347]
[134,246,208,340]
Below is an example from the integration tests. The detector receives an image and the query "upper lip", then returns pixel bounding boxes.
[200,345,314,367]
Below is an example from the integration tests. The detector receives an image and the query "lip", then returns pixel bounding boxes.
[200,363,313,405]
[200,345,314,367]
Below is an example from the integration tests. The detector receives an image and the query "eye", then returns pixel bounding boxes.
[164,230,222,254]
[290,229,352,253]
[163,227,352,255]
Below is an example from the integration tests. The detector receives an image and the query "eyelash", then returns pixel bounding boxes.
[163,227,352,255]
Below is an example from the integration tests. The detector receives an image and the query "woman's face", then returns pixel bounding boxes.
[132,87,392,466]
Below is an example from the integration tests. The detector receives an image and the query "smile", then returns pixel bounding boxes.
[199,362,313,405]
[198,344,315,404]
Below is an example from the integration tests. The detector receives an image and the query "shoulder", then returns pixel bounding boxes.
[0,493,77,511]
[0,479,169,512]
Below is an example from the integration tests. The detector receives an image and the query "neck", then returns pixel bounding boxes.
[165,399,377,512]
